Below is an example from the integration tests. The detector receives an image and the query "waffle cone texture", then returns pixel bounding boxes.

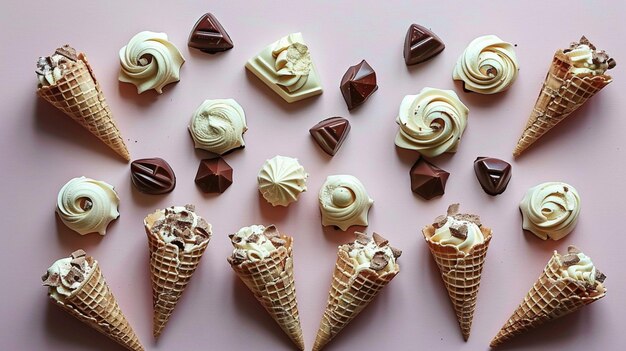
[145,217,210,338]
[49,258,144,351]
[37,52,130,161]
[229,236,305,350]
[312,248,399,351]
[490,251,606,348]
[422,224,493,341]
[513,51,612,157]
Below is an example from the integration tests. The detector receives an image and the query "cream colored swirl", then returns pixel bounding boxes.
[189,99,247,155]
[56,177,120,235]
[271,33,312,93]
[395,87,469,157]
[561,252,596,285]
[318,175,374,231]
[257,156,308,207]
[453,35,519,94]
[520,182,581,240]
[230,225,277,262]
[118,31,185,94]
[430,216,485,253]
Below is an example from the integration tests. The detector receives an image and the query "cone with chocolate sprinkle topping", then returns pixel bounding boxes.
[36,45,130,161]
[422,204,493,341]
[227,225,305,350]
[42,250,144,351]
[490,246,607,348]
[313,232,401,351]
[144,205,212,338]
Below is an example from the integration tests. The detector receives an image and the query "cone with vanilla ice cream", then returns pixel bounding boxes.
[144,205,212,338]
[227,225,305,350]
[422,203,492,340]
[36,45,130,161]
[490,246,606,347]
[513,36,616,157]
[42,250,144,351]
[313,232,401,351]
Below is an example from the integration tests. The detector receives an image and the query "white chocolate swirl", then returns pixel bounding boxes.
[561,252,596,285]
[429,216,485,253]
[395,87,469,157]
[257,156,308,207]
[520,182,581,240]
[56,177,120,235]
[318,175,374,231]
[189,99,247,155]
[118,31,185,94]
[272,34,312,93]
[453,35,519,94]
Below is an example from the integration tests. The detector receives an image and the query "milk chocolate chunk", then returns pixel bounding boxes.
[474,157,512,195]
[370,252,389,271]
[130,158,176,195]
[450,224,468,239]
[372,232,389,247]
[596,270,606,283]
[410,157,449,200]
[561,254,581,267]
[195,157,233,193]
[188,13,234,54]
[340,60,378,110]
[309,117,351,156]
[403,24,445,65]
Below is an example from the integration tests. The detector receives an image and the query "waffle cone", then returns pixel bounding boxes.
[51,258,144,351]
[229,236,304,350]
[422,225,493,340]
[37,52,130,161]
[490,251,606,348]
[312,248,399,351]
[513,51,612,157]
[145,221,210,338]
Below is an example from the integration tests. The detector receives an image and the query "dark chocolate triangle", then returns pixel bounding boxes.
[473,157,512,196]
[410,157,449,200]
[188,13,234,54]
[309,117,351,156]
[340,60,378,110]
[403,24,445,65]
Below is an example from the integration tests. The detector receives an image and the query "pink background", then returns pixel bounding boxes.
[1,1,625,350]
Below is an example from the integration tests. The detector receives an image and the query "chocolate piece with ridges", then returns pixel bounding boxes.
[309,117,351,156]
[188,13,234,54]
[130,158,176,195]
[474,157,512,195]
[410,158,449,200]
[403,24,445,65]
[195,157,233,193]
[340,60,378,110]
[561,254,581,267]
[370,252,389,271]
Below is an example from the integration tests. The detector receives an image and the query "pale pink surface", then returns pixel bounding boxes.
[1,1,625,350]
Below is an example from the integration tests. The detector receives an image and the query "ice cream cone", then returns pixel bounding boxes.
[37,52,130,161]
[513,51,612,157]
[490,249,606,348]
[229,235,305,350]
[423,224,493,340]
[50,258,144,351]
[312,245,399,351]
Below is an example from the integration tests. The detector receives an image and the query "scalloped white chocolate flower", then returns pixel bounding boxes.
[56,177,120,235]
[318,175,374,231]
[189,99,247,155]
[453,35,519,94]
[520,182,581,240]
[119,31,185,94]
[257,156,308,207]
[395,87,469,157]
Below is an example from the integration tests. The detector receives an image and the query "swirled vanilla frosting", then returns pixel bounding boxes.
[427,204,486,253]
[520,182,581,241]
[118,31,185,94]
[56,177,120,235]
[227,225,288,265]
[257,156,308,207]
[453,35,519,94]
[559,246,605,287]
[347,232,401,274]
[318,175,374,231]
[189,99,247,155]
[42,249,93,302]
[395,87,469,157]
[563,36,616,75]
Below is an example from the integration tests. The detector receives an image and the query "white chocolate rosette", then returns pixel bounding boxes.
[257,156,308,207]
[453,35,519,94]
[318,175,374,231]
[520,181,581,240]
[56,176,120,235]
[119,31,185,94]
[272,34,313,93]
[395,87,469,157]
[189,99,247,155]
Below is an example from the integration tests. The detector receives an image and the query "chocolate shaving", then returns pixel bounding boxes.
[229,249,247,265]
[452,213,482,227]
[432,215,448,229]
[607,58,617,69]
[595,270,606,283]
[42,272,60,287]
[248,234,260,243]
[71,249,86,259]
[263,225,280,239]
[390,246,402,259]
[182,228,194,241]
[55,45,77,61]
[372,232,388,247]
[447,203,460,216]
[355,232,370,245]
[370,252,389,271]
[65,267,84,284]
[171,238,185,250]
[561,254,581,267]
[194,227,210,240]
[270,237,286,247]
[568,245,582,254]
[450,224,468,239]
[70,257,86,268]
